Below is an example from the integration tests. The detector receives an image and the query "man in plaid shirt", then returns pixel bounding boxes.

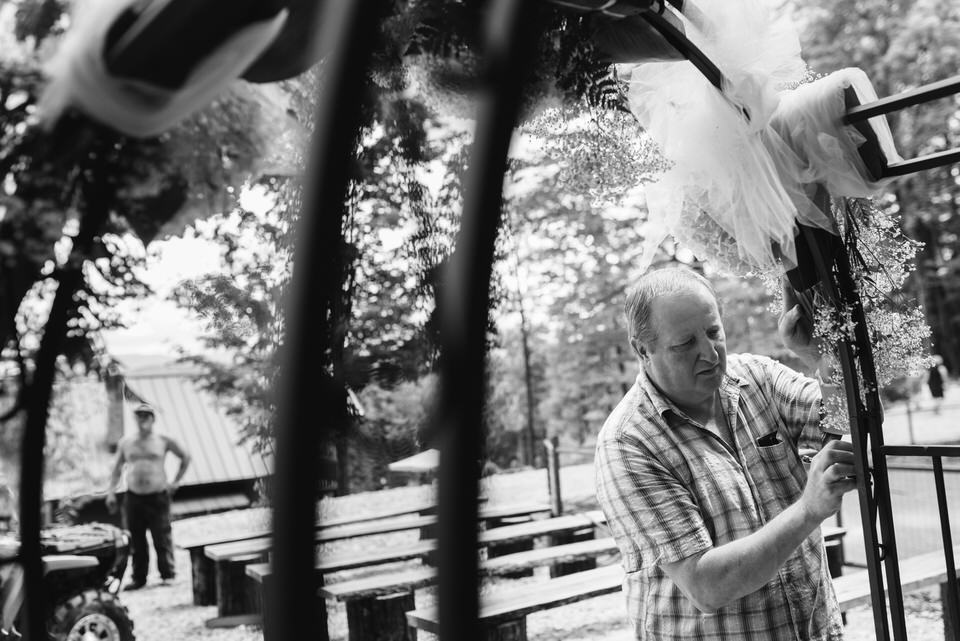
[596,267,855,640]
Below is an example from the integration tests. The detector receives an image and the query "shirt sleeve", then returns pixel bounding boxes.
[596,426,713,571]
[765,357,822,451]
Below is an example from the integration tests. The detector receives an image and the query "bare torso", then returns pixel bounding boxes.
[120,434,170,494]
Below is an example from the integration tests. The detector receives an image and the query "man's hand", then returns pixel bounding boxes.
[799,440,858,523]
[105,492,118,514]
[778,278,820,367]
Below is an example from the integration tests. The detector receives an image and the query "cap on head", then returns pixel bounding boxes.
[134,402,156,417]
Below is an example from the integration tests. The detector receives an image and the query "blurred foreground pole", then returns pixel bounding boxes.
[435,1,541,639]
[267,1,380,640]
[19,128,111,640]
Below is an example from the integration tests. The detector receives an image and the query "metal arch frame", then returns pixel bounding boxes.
[12,3,960,641]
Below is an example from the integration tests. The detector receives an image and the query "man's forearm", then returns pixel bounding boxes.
[671,501,821,612]
[107,471,121,494]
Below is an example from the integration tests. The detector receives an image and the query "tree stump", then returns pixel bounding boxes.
[549,528,596,578]
[216,553,266,617]
[191,548,218,606]
[345,591,415,641]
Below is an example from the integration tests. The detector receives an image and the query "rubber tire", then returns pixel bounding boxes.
[48,590,135,641]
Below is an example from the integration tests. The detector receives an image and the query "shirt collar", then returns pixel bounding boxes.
[637,366,748,423]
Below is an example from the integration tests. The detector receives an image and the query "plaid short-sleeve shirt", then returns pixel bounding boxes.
[595,353,844,641]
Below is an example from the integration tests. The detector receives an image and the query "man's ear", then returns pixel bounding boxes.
[631,338,648,361]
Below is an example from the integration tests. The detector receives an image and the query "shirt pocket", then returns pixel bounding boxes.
[754,436,803,497]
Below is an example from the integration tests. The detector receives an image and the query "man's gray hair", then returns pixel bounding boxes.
[624,266,719,350]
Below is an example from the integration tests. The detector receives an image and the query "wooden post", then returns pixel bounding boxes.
[544,437,562,517]
[215,554,265,617]
[191,548,218,606]
[345,592,415,641]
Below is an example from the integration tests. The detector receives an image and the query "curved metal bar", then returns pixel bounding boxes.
[267,1,381,640]
[637,9,724,93]
[434,1,542,638]
[798,188,906,641]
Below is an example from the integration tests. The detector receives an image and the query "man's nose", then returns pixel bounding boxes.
[698,336,720,362]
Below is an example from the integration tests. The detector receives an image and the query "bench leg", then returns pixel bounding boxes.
[215,557,265,618]
[190,548,218,606]
[550,528,597,578]
[346,591,415,641]
[482,617,527,641]
[261,575,328,641]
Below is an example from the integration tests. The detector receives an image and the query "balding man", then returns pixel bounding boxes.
[596,266,854,641]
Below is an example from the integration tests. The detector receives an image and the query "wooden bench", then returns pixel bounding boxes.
[247,510,608,637]
[179,497,454,607]
[316,537,619,641]
[202,502,552,627]
[403,526,847,641]
[246,509,608,583]
[406,564,624,641]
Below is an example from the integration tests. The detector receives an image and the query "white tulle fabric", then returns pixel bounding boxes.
[38,0,287,138]
[624,0,901,274]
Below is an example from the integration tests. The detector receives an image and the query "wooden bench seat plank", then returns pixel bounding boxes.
[182,497,533,551]
[478,511,605,547]
[482,537,616,576]
[215,509,605,563]
[246,540,438,582]
[317,537,619,601]
[405,564,623,634]
[205,515,437,561]
[833,546,960,612]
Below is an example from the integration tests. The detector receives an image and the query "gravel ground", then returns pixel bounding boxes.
[114,464,951,641]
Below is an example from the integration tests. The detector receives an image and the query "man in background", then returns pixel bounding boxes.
[106,402,191,590]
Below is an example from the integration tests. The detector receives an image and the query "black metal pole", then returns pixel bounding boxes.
[932,457,960,640]
[268,2,380,640]
[435,1,541,638]
[829,214,909,641]
[798,190,897,641]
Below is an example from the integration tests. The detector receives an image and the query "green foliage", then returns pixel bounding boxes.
[0,1,300,376]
